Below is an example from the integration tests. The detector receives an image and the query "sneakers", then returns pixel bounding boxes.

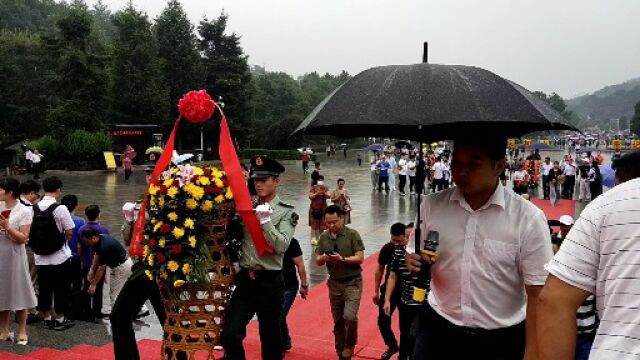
[380,347,399,360]
[53,318,75,331]
[399,192,406,196]
[43,319,54,329]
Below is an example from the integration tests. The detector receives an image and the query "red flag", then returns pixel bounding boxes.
[219,113,273,255]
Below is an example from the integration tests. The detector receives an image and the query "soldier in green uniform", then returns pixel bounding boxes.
[221,155,298,360]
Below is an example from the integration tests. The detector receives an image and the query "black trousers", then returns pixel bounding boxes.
[408,176,416,193]
[124,169,132,180]
[377,286,399,351]
[413,304,525,360]
[398,304,419,360]
[398,175,407,193]
[221,269,285,360]
[378,176,389,192]
[36,259,71,315]
[542,175,550,199]
[111,266,164,360]
[563,175,575,199]
[82,267,105,317]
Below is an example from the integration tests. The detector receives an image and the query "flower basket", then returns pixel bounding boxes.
[140,164,236,360]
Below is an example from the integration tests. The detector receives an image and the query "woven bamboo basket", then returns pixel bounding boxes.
[160,208,235,360]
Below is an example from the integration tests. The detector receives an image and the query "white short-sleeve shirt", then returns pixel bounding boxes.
[413,185,552,329]
[33,195,75,266]
[546,178,640,360]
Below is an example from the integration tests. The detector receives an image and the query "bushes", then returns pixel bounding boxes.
[240,149,306,161]
[31,130,113,162]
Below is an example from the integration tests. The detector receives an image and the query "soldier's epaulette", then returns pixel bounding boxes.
[278,201,295,208]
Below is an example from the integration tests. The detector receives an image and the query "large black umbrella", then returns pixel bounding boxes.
[292,50,578,256]
[293,64,575,141]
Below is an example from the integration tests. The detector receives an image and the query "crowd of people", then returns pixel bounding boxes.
[1,141,640,360]
[0,175,148,347]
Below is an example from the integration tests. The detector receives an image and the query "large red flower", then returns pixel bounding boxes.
[178,90,216,123]
[171,244,182,255]
[157,253,166,264]
[160,224,171,234]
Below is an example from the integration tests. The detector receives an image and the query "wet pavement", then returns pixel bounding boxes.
[1,148,614,348]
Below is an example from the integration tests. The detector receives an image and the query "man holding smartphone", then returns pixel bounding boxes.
[315,205,365,360]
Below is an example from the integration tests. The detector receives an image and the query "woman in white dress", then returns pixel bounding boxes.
[0,178,36,345]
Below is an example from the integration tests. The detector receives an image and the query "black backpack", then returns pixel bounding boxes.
[30,203,66,255]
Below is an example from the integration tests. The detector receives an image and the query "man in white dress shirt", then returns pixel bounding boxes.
[407,137,552,359]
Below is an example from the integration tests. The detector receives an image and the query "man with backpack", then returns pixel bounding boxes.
[31,176,75,331]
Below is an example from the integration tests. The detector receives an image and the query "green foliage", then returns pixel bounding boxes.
[533,91,579,127]
[45,5,110,136]
[240,149,303,161]
[111,6,168,126]
[567,78,640,128]
[32,130,112,161]
[0,0,64,32]
[631,101,640,138]
[198,13,252,145]
[0,30,49,145]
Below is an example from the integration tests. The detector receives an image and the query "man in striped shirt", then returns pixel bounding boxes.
[538,150,640,360]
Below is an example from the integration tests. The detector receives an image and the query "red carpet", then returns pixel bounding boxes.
[0,199,573,360]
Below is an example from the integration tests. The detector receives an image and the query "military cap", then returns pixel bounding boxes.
[251,155,285,178]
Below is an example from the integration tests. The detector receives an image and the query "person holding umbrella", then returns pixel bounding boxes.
[120,145,136,181]
[406,137,552,360]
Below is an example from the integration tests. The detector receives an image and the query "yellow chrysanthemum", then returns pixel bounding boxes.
[167,186,179,199]
[182,263,192,275]
[186,199,198,210]
[188,236,197,248]
[198,176,210,186]
[214,178,224,188]
[167,261,179,272]
[201,200,213,212]
[172,227,185,239]
[160,272,168,280]
[184,218,195,229]
[145,270,154,280]
[147,254,154,266]
[153,221,163,233]
[159,197,165,207]
[224,189,233,200]
[214,194,225,204]
[185,184,204,200]
[163,178,174,187]
[159,238,166,248]
[148,185,160,195]
[143,245,150,258]
[167,212,178,222]
[193,167,204,176]
[212,169,223,179]
[150,197,156,206]
[173,280,185,288]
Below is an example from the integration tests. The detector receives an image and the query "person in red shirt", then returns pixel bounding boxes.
[594,150,604,165]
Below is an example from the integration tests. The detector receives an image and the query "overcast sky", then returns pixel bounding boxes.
[89,0,640,98]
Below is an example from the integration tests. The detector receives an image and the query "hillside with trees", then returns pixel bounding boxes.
[0,0,350,164]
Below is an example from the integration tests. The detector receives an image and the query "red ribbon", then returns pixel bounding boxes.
[129,107,273,256]
[219,112,273,255]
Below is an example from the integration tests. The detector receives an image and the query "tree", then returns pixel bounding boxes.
[0,31,49,144]
[198,13,252,145]
[45,4,110,136]
[533,91,578,127]
[155,0,202,123]
[90,0,115,45]
[111,5,168,126]
[631,101,640,138]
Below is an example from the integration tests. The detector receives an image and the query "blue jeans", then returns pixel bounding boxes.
[280,287,299,347]
[575,332,595,360]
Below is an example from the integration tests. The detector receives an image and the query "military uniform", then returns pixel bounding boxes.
[221,156,298,360]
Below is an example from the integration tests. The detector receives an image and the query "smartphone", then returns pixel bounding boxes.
[324,250,336,256]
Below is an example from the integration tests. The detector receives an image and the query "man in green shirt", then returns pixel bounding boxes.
[315,205,365,360]
[222,155,298,360]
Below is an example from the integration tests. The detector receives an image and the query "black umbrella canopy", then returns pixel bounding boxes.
[292,63,577,141]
